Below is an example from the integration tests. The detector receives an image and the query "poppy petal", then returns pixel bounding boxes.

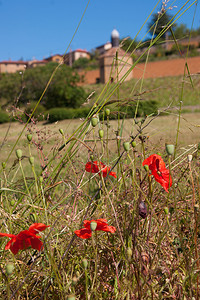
[30,237,43,251]
[74,228,92,239]
[29,223,49,234]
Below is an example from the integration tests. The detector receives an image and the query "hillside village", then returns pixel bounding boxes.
[0,29,200,84]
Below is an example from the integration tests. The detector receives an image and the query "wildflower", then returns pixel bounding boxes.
[0,223,49,255]
[85,161,116,178]
[74,219,116,239]
[143,154,172,192]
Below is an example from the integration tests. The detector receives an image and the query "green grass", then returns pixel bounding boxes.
[84,75,200,109]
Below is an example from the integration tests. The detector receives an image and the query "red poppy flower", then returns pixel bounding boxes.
[0,223,49,255]
[74,218,116,239]
[85,161,116,178]
[143,154,172,192]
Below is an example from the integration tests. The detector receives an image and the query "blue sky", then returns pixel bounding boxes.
[0,0,199,61]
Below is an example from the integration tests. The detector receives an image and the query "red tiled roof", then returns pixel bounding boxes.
[0,60,28,64]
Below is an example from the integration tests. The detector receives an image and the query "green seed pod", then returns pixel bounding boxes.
[143,164,149,172]
[39,176,43,183]
[10,199,15,206]
[67,295,76,300]
[59,128,64,135]
[2,162,6,169]
[90,154,94,161]
[127,247,132,261]
[105,108,110,117]
[30,213,37,223]
[90,221,97,232]
[91,117,98,127]
[123,142,130,152]
[82,258,88,269]
[6,263,14,275]
[29,156,34,165]
[72,276,78,286]
[131,141,136,148]
[164,207,169,215]
[16,149,22,159]
[99,129,104,139]
[165,144,175,156]
[27,134,32,142]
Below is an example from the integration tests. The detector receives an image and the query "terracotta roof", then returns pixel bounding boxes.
[0,60,28,64]
[74,49,89,53]
[100,47,129,58]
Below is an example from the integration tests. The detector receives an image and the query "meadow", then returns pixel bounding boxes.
[0,1,200,299]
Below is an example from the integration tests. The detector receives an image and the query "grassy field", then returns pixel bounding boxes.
[84,75,200,110]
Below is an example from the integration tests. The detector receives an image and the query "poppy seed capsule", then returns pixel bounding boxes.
[131,141,136,148]
[67,295,76,300]
[91,117,98,127]
[10,199,15,206]
[2,162,6,169]
[59,128,64,135]
[127,247,132,260]
[90,221,97,231]
[143,164,149,172]
[139,201,147,219]
[123,142,130,152]
[82,258,88,269]
[164,207,169,215]
[29,156,34,165]
[27,134,32,142]
[6,263,14,275]
[165,144,175,156]
[99,129,104,139]
[16,149,22,159]
[105,108,110,116]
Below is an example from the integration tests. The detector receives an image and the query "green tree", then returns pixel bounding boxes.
[0,62,86,109]
[120,37,138,53]
[148,11,176,39]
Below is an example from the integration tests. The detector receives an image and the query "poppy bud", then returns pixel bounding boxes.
[131,141,136,148]
[143,164,149,172]
[67,295,76,300]
[72,276,78,286]
[6,263,14,275]
[90,154,94,161]
[59,129,64,135]
[164,207,169,215]
[39,176,43,183]
[123,142,130,152]
[187,154,193,162]
[99,129,104,139]
[105,108,110,116]
[30,213,37,223]
[127,247,132,261]
[82,258,88,269]
[2,162,6,169]
[10,199,15,206]
[139,201,147,219]
[90,221,97,231]
[27,134,32,142]
[91,117,98,127]
[165,144,175,156]
[29,156,34,165]
[16,149,22,159]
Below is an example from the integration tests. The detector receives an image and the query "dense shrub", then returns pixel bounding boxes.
[24,102,46,121]
[47,107,91,123]
[0,110,10,123]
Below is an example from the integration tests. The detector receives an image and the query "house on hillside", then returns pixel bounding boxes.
[99,29,132,83]
[64,49,90,66]
[96,41,112,55]
[46,54,63,63]
[0,60,28,73]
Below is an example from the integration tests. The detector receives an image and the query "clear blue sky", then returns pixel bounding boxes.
[0,0,199,61]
